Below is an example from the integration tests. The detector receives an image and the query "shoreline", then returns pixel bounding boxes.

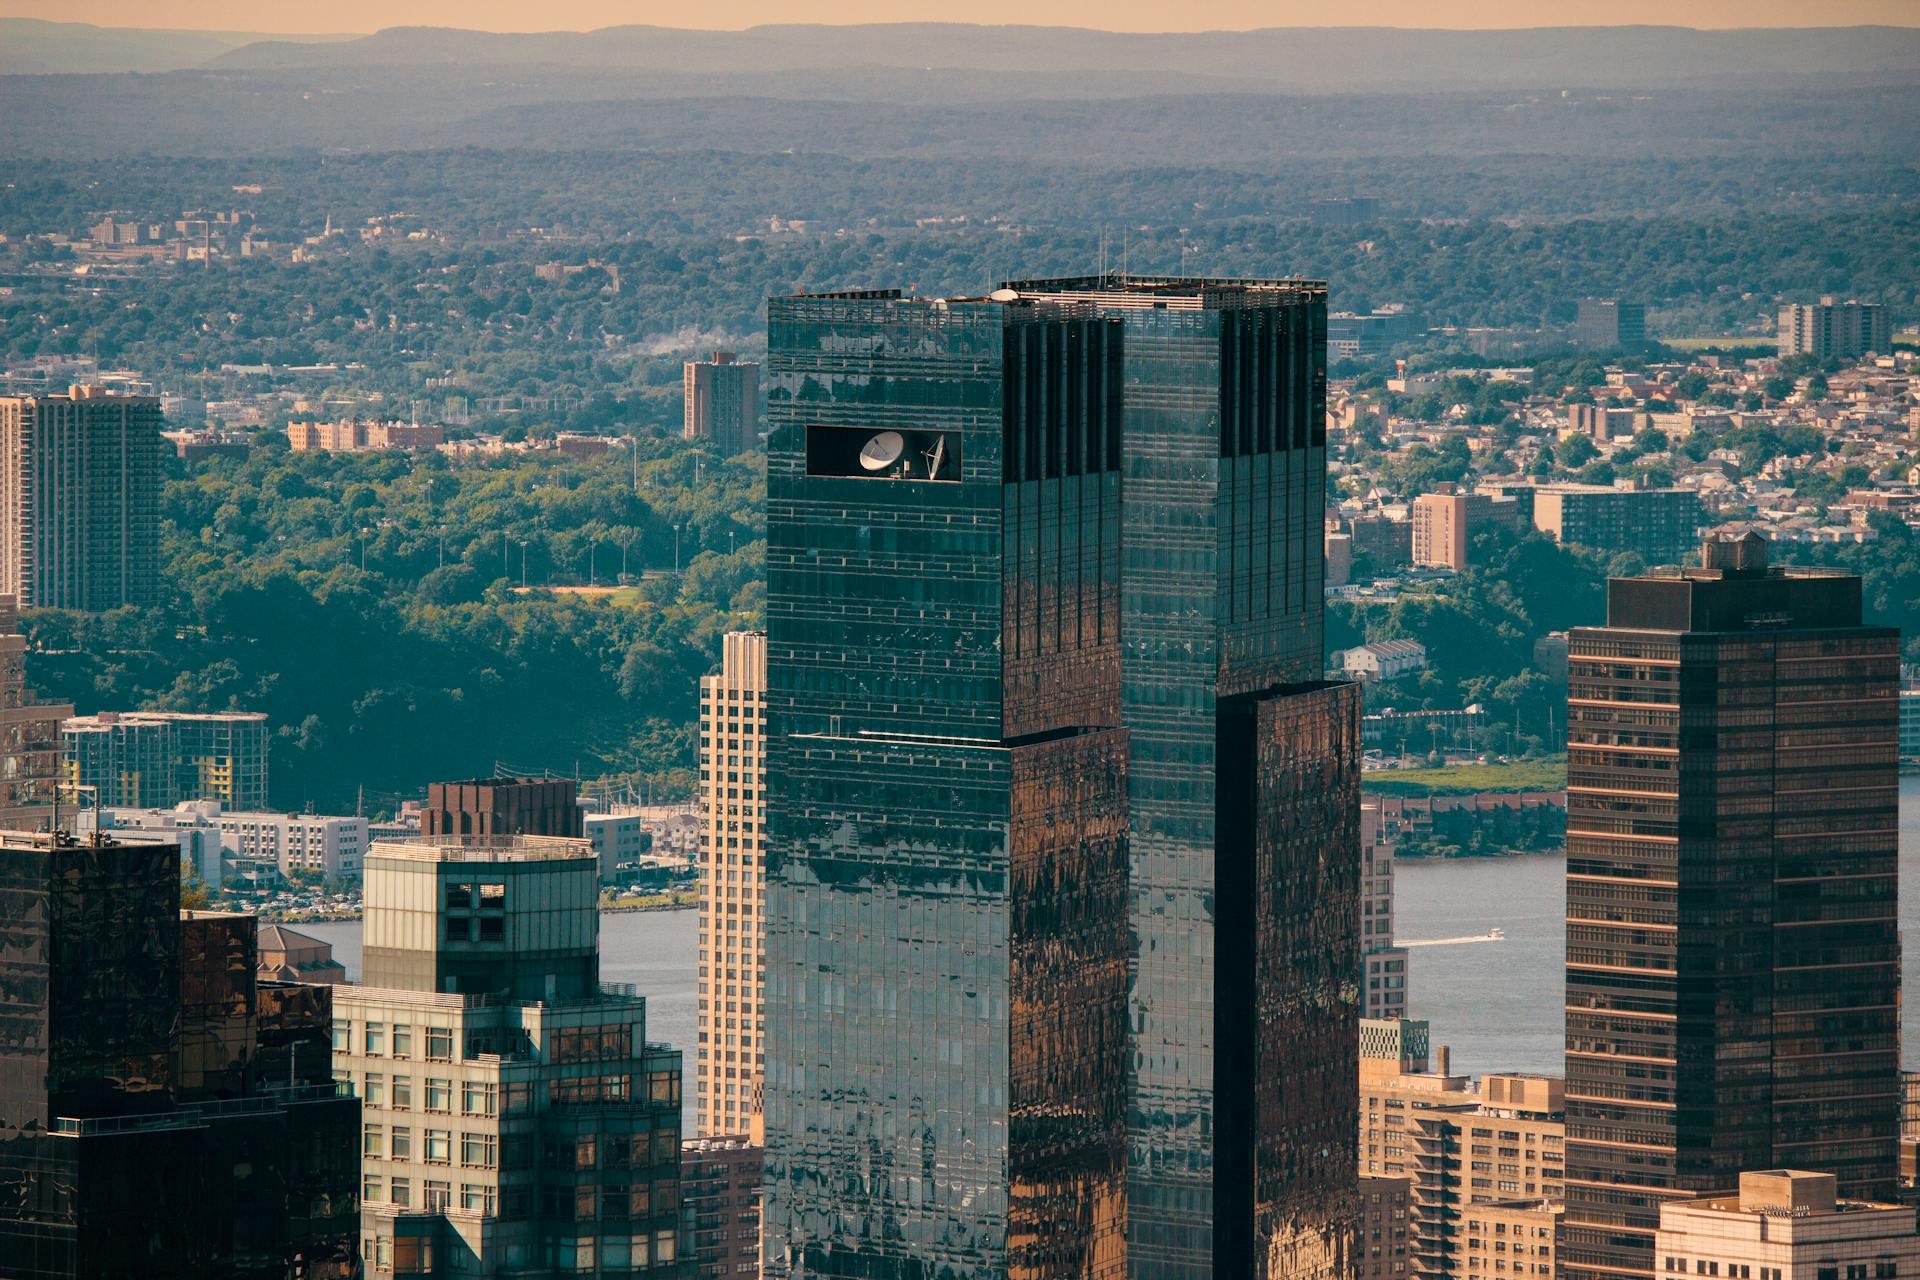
[244,900,701,925]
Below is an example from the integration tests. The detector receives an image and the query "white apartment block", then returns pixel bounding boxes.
[1658,1171,1920,1280]
[220,810,369,880]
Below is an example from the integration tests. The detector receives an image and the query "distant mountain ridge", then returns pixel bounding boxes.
[207,22,1920,88]
[0,17,352,76]
[7,18,1919,90]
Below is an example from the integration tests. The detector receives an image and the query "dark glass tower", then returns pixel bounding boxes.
[762,291,1132,1280]
[1562,532,1902,1280]
[0,833,359,1278]
[1002,277,1359,1280]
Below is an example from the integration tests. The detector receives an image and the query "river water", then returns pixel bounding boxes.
[303,776,1920,1116]
[1396,774,1920,1076]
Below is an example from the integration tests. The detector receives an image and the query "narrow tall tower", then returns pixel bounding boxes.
[1561,532,1902,1280]
[697,629,767,1140]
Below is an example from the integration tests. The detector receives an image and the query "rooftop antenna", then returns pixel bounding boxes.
[1098,228,1108,281]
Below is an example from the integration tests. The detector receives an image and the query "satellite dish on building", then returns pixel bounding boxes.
[859,431,906,471]
[989,288,1019,303]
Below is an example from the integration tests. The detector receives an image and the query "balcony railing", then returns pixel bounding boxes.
[50,1081,352,1136]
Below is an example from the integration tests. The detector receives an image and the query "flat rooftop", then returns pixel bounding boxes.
[367,834,595,863]
[776,273,1327,312]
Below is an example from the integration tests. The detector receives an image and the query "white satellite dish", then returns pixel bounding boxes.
[859,431,906,471]
[989,288,1019,303]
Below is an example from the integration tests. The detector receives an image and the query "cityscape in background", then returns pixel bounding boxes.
[0,10,1918,1280]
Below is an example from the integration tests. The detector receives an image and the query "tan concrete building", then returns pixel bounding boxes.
[0,594,70,831]
[1359,1020,1565,1280]
[287,419,446,452]
[0,387,165,610]
[332,834,691,1277]
[1656,1171,1920,1280]
[1359,1173,1415,1280]
[696,631,765,1141]
[1412,490,1471,571]
[1362,800,1409,1020]
[682,352,759,454]
[1461,1198,1558,1280]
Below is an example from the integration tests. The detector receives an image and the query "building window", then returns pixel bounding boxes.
[447,883,472,909]
[424,1181,451,1212]
[392,1025,413,1058]
[363,1124,384,1158]
[362,1174,383,1203]
[392,1076,412,1109]
[333,1024,351,1053]
[427,1028,454,1061]
[363,1073,385,1107]
[461,1132,497,1168]
[425,1129,451,1164]
[391,1127,412,1160]
[462,1080,496,1116]
[426,1078,452,1112]
[459,1183,495,1215]
[365,1022,386,1056]
[391,1177,411,1208]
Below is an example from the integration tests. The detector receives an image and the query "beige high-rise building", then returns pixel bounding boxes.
[1359,1173,1414,1280]
[1411,490,1471,571]
[0,386,166,610]
[1461,1199,1558,1280]
[1656,1171,1920,1280]
[332,834,690,1276]
[0,594,70,830]
[696,630,766,1140]
[1359,1020,1565,1280]
[1362,800,1408,1020]
[682,352,760,454]
[1777,297,1891,360]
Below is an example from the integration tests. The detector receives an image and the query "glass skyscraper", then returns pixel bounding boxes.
[762,277,1360,1280]
[1561,533,1902,1280]
[1004,278,1359,1280]
[762,291,1131,1280]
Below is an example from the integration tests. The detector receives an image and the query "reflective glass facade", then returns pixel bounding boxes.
[763,293,1130,1280]
[1004,277,1354,1280]
[1562,549,1902,1280]
[765,278,1360,1280]
[0,841,358,1279]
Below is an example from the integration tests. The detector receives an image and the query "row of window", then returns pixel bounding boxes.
[363,1124,494,1168]
[356,1074,495,1115]
[333,1022,455,1061]
[365,1233,678,1274]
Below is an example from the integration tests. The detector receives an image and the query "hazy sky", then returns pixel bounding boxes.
[6,0,1918,35]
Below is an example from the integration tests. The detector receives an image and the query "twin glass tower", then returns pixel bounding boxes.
[760,277,1361,1280]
